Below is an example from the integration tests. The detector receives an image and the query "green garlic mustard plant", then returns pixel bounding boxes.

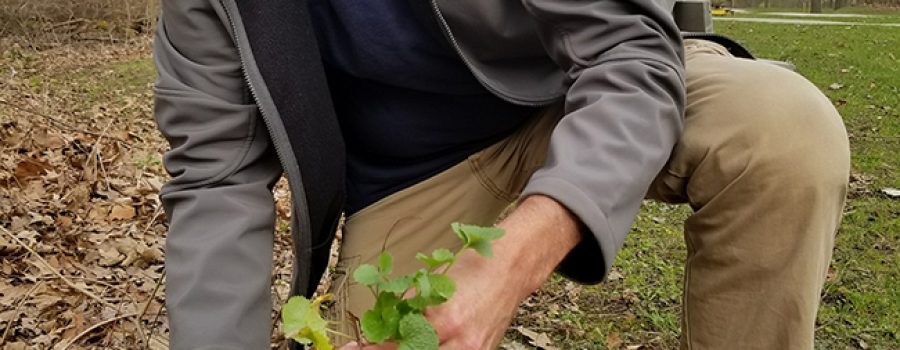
[281,223,505,350]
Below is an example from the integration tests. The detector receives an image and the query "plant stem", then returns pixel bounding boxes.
[439,246,467,275]
[325,328,355,340]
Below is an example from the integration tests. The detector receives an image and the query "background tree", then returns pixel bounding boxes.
[811,0,823,13]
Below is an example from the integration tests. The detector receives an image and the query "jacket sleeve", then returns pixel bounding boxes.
[153,1,283,348]
[519,0,686,283]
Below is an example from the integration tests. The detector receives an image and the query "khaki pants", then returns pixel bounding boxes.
[330,40,850,349]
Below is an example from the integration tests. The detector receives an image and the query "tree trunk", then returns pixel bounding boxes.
[833,0,847,10]
[811,0,822,13]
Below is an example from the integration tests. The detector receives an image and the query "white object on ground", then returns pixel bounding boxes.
[882,188,900,198]
[713,17,900,27]
[765,12,880,18]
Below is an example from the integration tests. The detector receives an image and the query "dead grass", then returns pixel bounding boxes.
[0,0,158,49]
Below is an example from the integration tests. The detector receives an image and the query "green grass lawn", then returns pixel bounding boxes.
[512,11,899,350]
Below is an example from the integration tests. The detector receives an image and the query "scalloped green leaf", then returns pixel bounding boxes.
[281,296,333,350]
[353,264,381,286]
[361,292,403,343]
[397,313,439,350]
[379,275,414,294]
[361,309,393,343]
[451,223,504,257]
[428,274,455,299]
[414,271,432,298]
[416,248,455,269]
[378,252,393,276]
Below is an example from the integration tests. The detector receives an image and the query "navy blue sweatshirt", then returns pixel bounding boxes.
[309,0,537,213]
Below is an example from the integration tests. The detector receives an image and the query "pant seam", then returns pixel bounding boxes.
[682,229,696,350]
[467,157,517,202]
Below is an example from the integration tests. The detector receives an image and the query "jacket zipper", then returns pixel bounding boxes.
[219,0,316,294]
[219,1,294,177]
[429,0,553,107]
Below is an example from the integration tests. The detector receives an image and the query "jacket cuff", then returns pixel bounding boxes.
[521,176,617,284]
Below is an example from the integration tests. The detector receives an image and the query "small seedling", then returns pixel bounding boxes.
[282,223,505,349]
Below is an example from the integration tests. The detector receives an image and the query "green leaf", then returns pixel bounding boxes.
[379,275,413,294]
[428,274,455,300]
[432,248,455,262]
[361,309,393,343]
[353,264,381,286]
[416,248,455,269]
[378,252,393,276]
[405,294,445,311]
[451,223,504,257]
[309,332,333,350]
[405,295,429,311]
[450,222,470,245]
[414,271,432,298]
[407,274,455,310]
[456,223,505,242]
[397,313,439,350]
[281,296,333,350]
[470,239,494,257]
[361,292,402,343]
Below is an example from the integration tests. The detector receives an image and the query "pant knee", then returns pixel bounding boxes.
[744,67,849,187]
[685,58,850,197]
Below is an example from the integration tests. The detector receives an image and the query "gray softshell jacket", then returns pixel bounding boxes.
[153,0,685,348]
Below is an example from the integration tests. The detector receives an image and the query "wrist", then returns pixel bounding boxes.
[493,195,582,292]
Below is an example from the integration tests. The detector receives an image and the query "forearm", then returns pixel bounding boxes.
[418,195,583,348]
[492,195,582,296]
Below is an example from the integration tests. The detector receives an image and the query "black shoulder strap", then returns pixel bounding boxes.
[682,32,756,59]
[235,0,345,299]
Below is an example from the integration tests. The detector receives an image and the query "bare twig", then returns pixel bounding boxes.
[91,119,116,191]
[139,206,164,237]
[59,312,139,350]
[77,36,124,43]
[29,275,137,304]
[139,270,165,349]
[143,270,167,350]
[44,18,89,30]
[0,99,128,142]
[0,226,115,308]
[345,311,362,346]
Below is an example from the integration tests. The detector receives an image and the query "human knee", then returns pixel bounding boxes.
[711,61,849,183]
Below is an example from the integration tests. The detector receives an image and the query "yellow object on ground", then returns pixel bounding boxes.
[712,9,734,16]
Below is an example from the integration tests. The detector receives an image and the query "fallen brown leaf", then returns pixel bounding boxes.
[515,326,559,350]
[606,331,624,348]
[107,204,136,221]
[15,157,53,180]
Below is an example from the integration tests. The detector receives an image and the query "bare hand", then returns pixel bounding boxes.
[340,195,581,350]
